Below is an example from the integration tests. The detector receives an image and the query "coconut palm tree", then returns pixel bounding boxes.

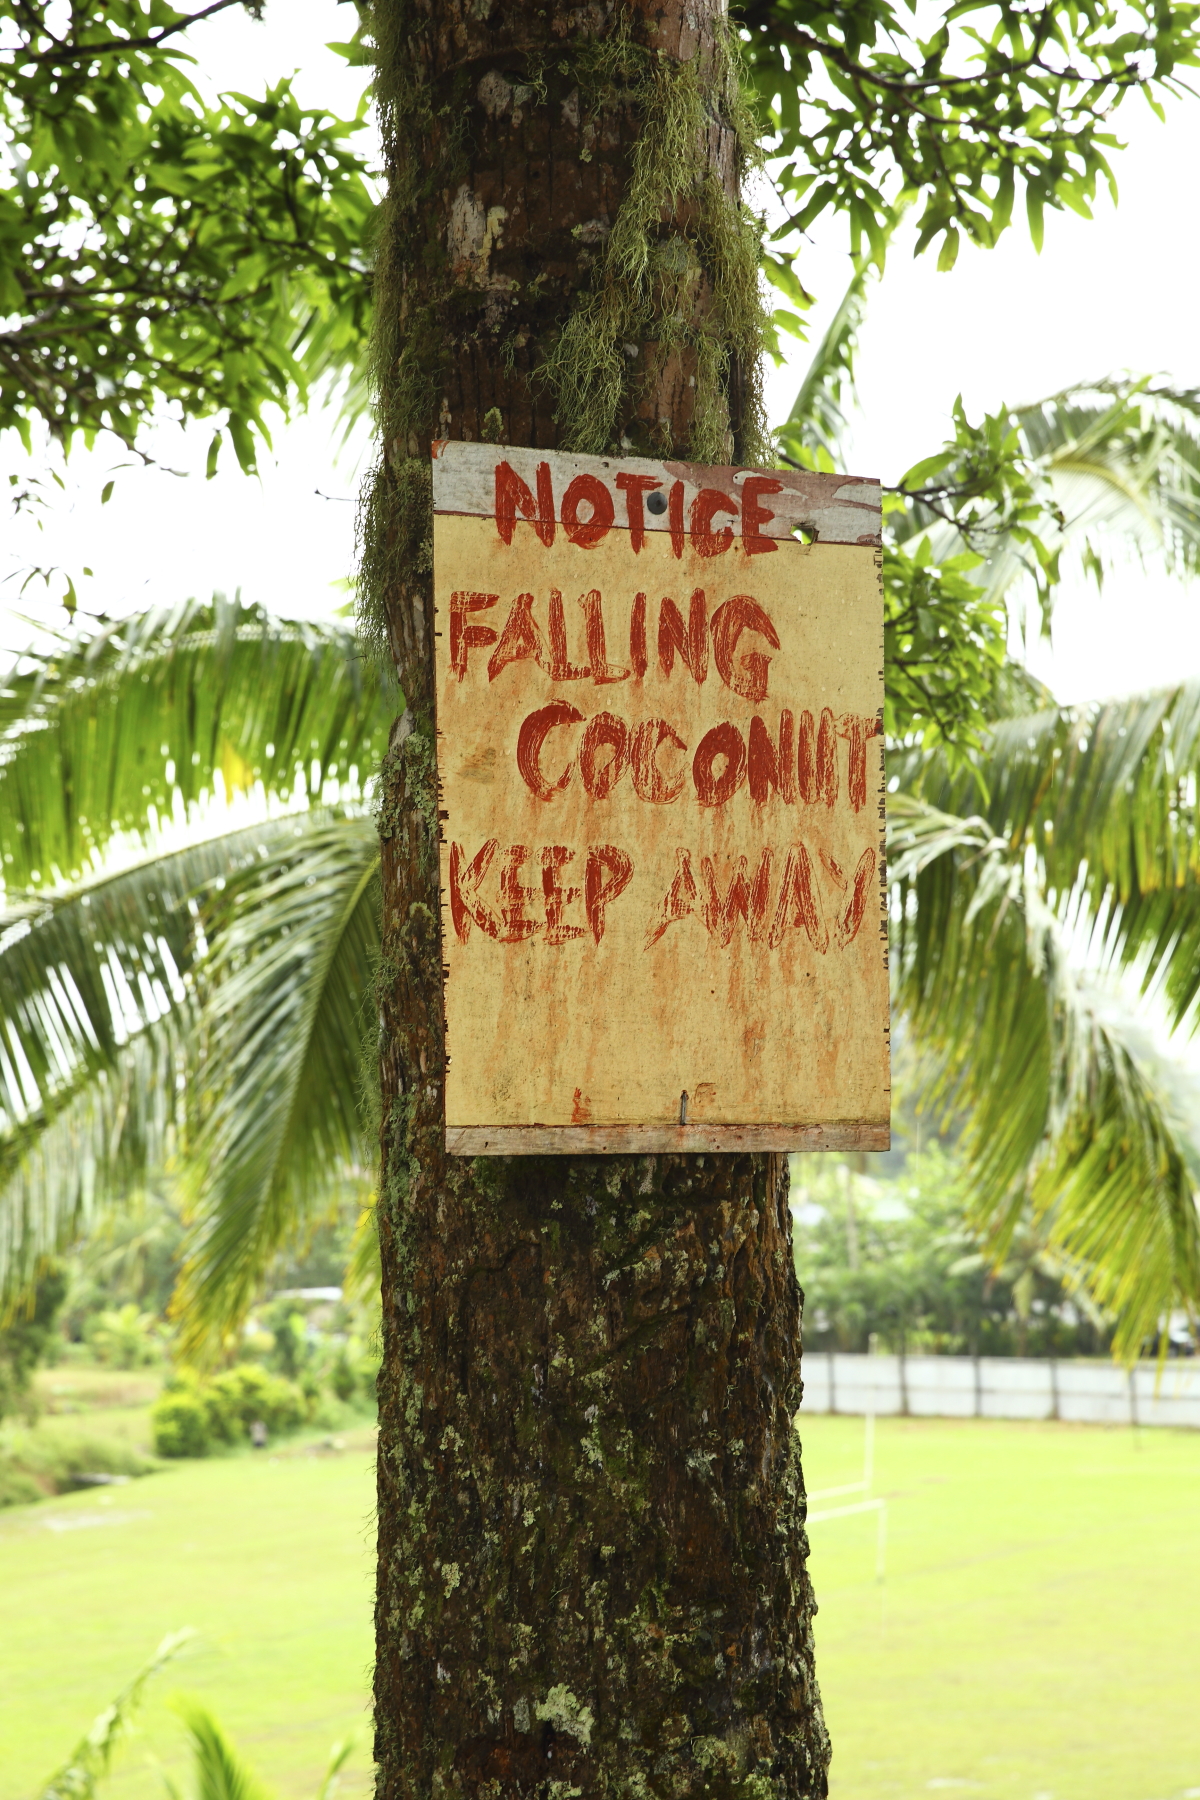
[4,363,1200,1362]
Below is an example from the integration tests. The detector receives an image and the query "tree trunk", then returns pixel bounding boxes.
[364,0,830,1791]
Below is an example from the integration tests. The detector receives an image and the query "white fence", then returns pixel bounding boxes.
[800,1352,1200,1429]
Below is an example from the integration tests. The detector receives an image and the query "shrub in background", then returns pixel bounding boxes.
[151,1365,307,1458]
[326,1337,378,1406]
[791,1145,1113,1356]
[151,1392,212,1460]
[241,1289,380,1416]
[330,1349,358,1404]
[207,1364,306,1439]
[0,1270,67,1423]
[257,1303,311,1381]
[0,1462,43,1507]
[0,1428,152,1505]
[87,1304,165,1369]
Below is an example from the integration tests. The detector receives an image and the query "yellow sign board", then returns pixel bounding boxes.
[432,442,889,1154]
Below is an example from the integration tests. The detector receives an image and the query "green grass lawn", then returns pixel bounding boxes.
[2,1405,1197,1800]
[0,1421,378,1800]
[31,1364,163,1418]
[802,1413,1200,1800]
[7,1366,160,1497]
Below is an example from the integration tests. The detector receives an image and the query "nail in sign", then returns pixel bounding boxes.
[432,442,890,1155]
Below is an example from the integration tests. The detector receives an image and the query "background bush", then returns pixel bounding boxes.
[792,1144,1113,1357]
[151,1392,212,1459]
[0,1428,152,1503]
[87,1304,165,1369]
[151,1366,308,1458]
[0,1269,67,1422]
[0,1462,43,1507]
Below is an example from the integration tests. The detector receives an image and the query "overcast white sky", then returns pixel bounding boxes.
[5,0,1200,705]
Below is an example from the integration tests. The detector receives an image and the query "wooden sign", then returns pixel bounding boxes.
[432,442,889,1155]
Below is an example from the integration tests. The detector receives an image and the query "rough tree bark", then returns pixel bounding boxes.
[365,0,830,1792]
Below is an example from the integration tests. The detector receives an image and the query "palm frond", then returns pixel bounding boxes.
[2,832,250,1135]
[316,1739,356,1800]
[0,817,372,1304]
[174,814,381,1356]
[0,835,225,1302]
[0,1031,185,1308]
[890,792,1200,1357]
[1020,379,1200,581]
[39,1631,196,1800]
[894,379,1200,608]
[773,203,911,473]
[168,1701,272,1800]
[899,682,1200,1029]
[0,596,396,886]
[774,252,878,471]
[343,1201,381,1303]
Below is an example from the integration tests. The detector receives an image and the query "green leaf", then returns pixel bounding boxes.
[744,0,1198,261]
[773,208,909,468]
[3,34,375,457]
[39,1632,195,1800]
[316,1740,356,1800]
[175,815,381,1358]
[226,415,257,476]
[889,683,1200,1359]
[936,226,961,272]
[0,596,395,886]
[168,1701,272,1800]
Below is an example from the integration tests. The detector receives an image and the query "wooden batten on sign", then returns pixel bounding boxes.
[432,442,890,1155]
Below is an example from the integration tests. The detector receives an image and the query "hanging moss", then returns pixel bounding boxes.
[539,26,770,464]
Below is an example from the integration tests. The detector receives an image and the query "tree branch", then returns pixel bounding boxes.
[14,0,253,67]
[754,16,1140,105]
